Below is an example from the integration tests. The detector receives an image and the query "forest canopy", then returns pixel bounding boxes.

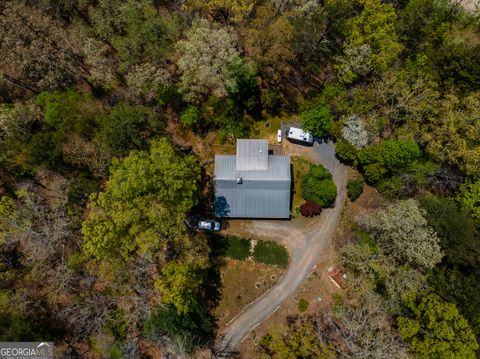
[0,0,479,357]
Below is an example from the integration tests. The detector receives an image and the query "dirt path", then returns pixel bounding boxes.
[217,141,347,352]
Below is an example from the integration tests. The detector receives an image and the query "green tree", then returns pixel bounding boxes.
[0,196,27,246]
[344,0,403,73]
[423,93,480,177]
[90,0,180,68]
[0,102,41,157]
[456,179,480,223]
[357,140,421,185]
[144,304,212,355]
[335,43,373,84]
[357,142,383,167]
[301,164,337,207]
[24,90,103,169]
[0,290,46,341]
[244,5,294,83]
[292,3,330,71]
[180,106,200,127]
[335,140,358,165]
[261,319,335,359]
[0,102,41,167]
[347,176,364,201]
[26,131,65,169]
[95,104,160,156]
[420,195,479,267]
[181,0,255,22]
[398,293,478,359]
[421,195,480,341]
[301,106,333,138]
[428,267,480,345]
[82,138,200,261]
[381,139,420,171]
[363,163,388,184]
[202,97,249,140]
[397,0,460,55]
[35,90,98,134]
[156,261,208,315]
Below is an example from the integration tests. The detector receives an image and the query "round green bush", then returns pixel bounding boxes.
[301,164,337,207]
[335,140,358,165]
[301,105,333,138]
[180,106,200,127]
[347,177,364,201]
[298,299,309,312]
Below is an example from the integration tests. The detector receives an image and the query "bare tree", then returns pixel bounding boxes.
[312,293,410,359]
[0,1,107,95]
[60,293,114,341]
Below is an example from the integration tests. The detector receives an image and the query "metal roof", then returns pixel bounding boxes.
[236,139,269,171]
[215,188,291,218]
[215,155,290,181]
[214,152,291,218]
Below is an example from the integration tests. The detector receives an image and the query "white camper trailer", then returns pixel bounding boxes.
[286,127,314,145]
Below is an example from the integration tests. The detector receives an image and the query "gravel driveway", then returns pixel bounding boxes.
[217,141,347,352]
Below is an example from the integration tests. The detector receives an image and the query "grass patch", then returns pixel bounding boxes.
[210,234,250,260]
[291,156,312,212]
[298,299,309,312]
[211,234,288,267]
[253,240,289,267]
[251,117,283,139]
[224,236,250,260]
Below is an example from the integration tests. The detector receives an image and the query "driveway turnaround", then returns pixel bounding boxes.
[217,141,348,352]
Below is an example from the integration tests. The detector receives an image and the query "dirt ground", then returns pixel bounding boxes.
[235,178,383,358]
[214,258,285,328]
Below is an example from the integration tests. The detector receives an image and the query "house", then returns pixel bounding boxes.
[214,139,291,218]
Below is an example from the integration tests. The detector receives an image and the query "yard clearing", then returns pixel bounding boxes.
[291,156,312,216]
[214,259,285,328]
[251,117,283,142]
[210,234,289,268]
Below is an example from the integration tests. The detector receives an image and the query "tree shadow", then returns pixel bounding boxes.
[215,196,230,218]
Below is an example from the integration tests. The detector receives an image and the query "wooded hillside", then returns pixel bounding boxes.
[0,1,479,358]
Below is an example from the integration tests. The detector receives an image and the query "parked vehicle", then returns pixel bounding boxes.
[277,129,282,143]
[197,220,221,231]
[286,126,314,145]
